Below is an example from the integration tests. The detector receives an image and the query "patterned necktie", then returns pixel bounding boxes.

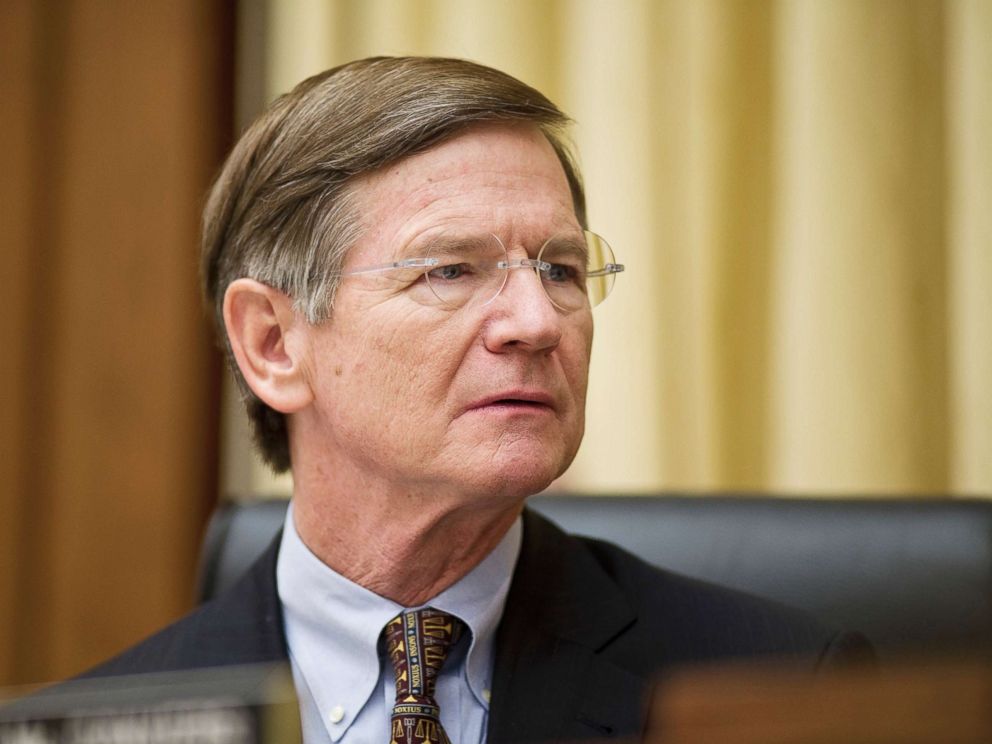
[384,607,465,744]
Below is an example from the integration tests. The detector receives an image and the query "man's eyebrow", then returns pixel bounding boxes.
[403,233,497,256]
[540,233,589,261]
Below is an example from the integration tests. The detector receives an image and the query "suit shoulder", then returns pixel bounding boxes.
[582,533,872,667]
[524,510,856,668]
[80,540,287,680]
[582,531,815,617]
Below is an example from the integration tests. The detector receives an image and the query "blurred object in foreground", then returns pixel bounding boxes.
[0,663,299,744]
[649,658,992,744]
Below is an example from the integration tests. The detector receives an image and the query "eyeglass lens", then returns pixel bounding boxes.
[424,231,618,310]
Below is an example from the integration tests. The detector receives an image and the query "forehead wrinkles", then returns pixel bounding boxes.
[346,125,577,259]
[368,164,568,216]
[352,178,575,261]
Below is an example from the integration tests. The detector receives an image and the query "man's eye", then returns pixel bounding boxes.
[543,263,579,284]
[429,263,469,281]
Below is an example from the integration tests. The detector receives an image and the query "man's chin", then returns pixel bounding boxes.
[468,452,572,502]
[429,431,581,501]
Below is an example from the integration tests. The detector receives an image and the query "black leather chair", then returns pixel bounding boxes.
[197,494,992,661]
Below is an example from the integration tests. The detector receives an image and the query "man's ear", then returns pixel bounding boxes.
[223,278,314,414]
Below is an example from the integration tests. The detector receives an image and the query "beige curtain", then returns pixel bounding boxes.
[228,0,991,498]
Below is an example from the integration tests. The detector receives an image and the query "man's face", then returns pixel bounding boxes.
[292,122,593,505]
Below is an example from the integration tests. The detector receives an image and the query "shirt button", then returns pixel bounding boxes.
[483,689,492,703]
[328,705,346,724]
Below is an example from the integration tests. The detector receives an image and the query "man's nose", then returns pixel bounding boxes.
[481,267,563,353]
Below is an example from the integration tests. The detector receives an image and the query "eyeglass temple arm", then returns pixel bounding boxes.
[587,263,625,278]
[337,257,439,277]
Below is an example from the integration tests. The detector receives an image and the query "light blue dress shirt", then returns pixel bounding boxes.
[276,503,522,744]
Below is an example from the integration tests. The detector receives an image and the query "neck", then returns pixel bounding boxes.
[291,479,523,607]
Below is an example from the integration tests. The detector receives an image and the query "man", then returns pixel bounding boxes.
[81,57,867,742]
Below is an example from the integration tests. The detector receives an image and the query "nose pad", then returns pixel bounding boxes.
[495,259,553,306]
[501,258,551,273]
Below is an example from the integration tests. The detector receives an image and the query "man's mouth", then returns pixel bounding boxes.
[467,391,556,412]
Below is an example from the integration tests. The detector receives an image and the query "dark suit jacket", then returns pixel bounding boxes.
[80,509,868,741]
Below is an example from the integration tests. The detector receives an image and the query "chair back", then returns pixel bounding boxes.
[198,494,992,660]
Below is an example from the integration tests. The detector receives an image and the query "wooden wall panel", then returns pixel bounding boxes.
[0,0,40,688]
[0,0,232,686]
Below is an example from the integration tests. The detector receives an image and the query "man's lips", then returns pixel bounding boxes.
[466,391,557,412]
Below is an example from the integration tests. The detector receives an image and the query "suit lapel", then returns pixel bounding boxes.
[487,510,647,742]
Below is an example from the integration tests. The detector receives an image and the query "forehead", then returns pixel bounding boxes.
[346,123,579,261]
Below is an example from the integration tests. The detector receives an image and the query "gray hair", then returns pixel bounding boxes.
[201,56,586,472]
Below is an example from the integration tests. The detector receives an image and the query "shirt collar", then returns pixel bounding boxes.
[276,501,522,738]
[419,513,522,706]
